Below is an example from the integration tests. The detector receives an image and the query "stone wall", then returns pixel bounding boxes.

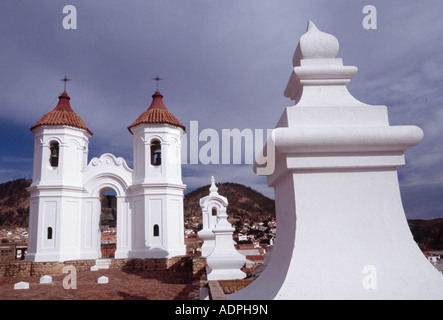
[217,279,253,295]
[0,244,17,263]
[200,266,254,299]
[202,278,254,300]
[0,255,207,278]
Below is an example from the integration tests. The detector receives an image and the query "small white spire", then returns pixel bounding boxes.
[307,20,317,31]
[209,176,218,195]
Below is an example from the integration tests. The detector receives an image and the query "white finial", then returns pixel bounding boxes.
[307,20,317,31]
[299,20,339,59]
[209,176,218,195]
[284,20,359,102]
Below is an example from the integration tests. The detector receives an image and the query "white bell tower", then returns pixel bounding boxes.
[26,77,188,262]
[128,90,186,258]
[27,86,92,262]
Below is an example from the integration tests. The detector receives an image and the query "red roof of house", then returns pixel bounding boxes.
[30,92,93,135]
[128,90,185,133]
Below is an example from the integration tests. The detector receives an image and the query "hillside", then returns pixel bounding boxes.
[1,179,443,250]
[184,182,275,230]
[408,218,443,250]
[0,179,275,230]
[0,179,30,228]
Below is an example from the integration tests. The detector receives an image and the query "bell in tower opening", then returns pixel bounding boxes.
[151,140,161,166]
[101,194,116,228]
[50,141,59,167]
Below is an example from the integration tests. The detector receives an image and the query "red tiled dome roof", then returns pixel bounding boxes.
[128,91,185,133]
[30,92,93,135]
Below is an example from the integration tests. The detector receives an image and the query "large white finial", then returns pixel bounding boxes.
[284,20,357,102]
[299,20,339,59]
[209,176,218,195]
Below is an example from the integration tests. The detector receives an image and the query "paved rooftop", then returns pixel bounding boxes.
[0,268,200,300]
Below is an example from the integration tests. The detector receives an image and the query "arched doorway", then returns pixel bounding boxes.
[83,174,132,260]
[100,188,117,258]
[83,154,134,259]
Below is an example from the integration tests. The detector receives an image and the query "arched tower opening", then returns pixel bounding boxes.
[150,139,162,166]
[100,188,117,258]
[49,141,60,167]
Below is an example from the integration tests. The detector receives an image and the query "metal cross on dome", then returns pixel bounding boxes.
[60,75,71,92]
[152,74,163,91]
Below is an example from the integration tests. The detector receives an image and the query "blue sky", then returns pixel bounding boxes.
[1,1,442,219]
